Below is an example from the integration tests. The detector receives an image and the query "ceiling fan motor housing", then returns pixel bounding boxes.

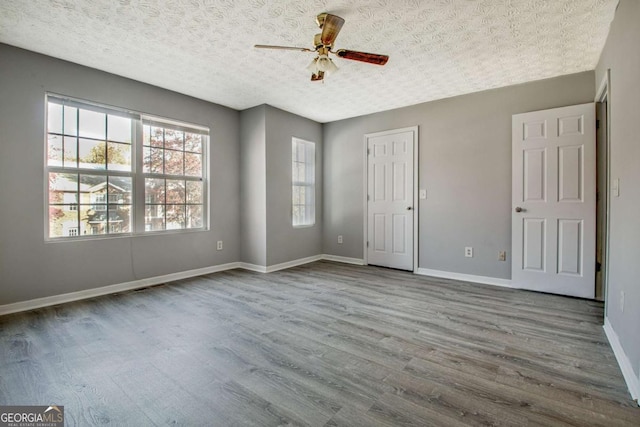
[315,13,328,29]
[313,34,329,51]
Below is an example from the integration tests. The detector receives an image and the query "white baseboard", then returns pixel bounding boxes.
[0,262,241,316]
[7,256,525,316]
[0,255,367,316]
[238,262,268,273]
[265,255,324,272]
[603,317,640,403]
[240,254,364,273]
[239,255,324,274]
[321,254,365,265]
[415,268,514,289]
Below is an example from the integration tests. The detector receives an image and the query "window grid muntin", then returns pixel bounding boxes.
[47,95,135,239]
[142,121,206,232]
[47,171,133,238]
[292,138,315,227]
[143,125,204,178]
[47,102,133,172]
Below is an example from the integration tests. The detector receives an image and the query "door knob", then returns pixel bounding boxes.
[407,207,413,210]
[515,207,525,213]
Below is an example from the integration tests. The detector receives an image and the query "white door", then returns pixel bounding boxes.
[366,128,416,271]
[512,103,596,298]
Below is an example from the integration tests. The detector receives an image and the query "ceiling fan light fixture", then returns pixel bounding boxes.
[316,54,338,74]
[307,54,338,76]
[306,57,319,73]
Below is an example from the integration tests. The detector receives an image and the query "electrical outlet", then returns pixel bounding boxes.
[217,240,223,251]
[337,235,343,244]
[419,189,427,199]
[465,247,473,258]
[498,251,506,261]
[620,291,625,313]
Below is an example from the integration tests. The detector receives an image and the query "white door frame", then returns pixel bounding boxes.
[363,126,419,272]
[596,69,612,307]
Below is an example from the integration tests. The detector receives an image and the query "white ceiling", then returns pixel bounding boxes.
[0,0,617,123]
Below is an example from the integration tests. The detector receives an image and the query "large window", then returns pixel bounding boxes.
[292,138,315,227]
[46,95,208,239]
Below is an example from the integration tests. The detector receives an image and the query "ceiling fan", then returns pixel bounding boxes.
[255,13,389,81]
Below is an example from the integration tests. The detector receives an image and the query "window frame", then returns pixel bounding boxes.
[44,94,209,241]
[291,137,316,228]
[141,117,209,233]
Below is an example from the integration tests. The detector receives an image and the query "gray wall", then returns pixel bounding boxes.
[596,0,640,381]
[323,72,595,279]
[239,105,323,267]
[240,105,268,266]
[0,44,325,306]
[265,105,323,266]
[0,44,241,305]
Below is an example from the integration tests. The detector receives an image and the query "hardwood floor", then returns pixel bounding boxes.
[1,261,638,426]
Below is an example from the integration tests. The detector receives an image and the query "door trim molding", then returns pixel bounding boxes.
[595,69,612,307]
[596,69,611,103]
[363,126,419,272]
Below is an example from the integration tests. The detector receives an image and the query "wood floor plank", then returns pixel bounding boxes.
[233,368,335,426]
[369,391,471,427]
[404,355,631,426]
[1,261,638,426]
[382,369,533,426]
[205,380,310,427]
[324,405,394,427]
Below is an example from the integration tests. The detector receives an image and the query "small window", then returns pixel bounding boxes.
[292,138,315,227]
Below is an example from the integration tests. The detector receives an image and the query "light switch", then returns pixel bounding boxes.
[419,189,427,199]
[612,178,620,197]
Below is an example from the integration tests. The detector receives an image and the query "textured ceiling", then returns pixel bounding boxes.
[0,0,617,123]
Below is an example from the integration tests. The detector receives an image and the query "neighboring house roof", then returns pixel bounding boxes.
[49,177,91,192]
[87,181,126,194]
[51,176,129,194]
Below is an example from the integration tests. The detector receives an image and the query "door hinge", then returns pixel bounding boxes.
[596,119,600,129]
[367,194,370,201]
[367,148,370,155]
[366,241,369,247]
[596,261,602,272]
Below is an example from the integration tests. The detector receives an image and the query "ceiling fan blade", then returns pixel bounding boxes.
[335,49,389,65]
[320,14,345,45]
[254,44,313,52]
